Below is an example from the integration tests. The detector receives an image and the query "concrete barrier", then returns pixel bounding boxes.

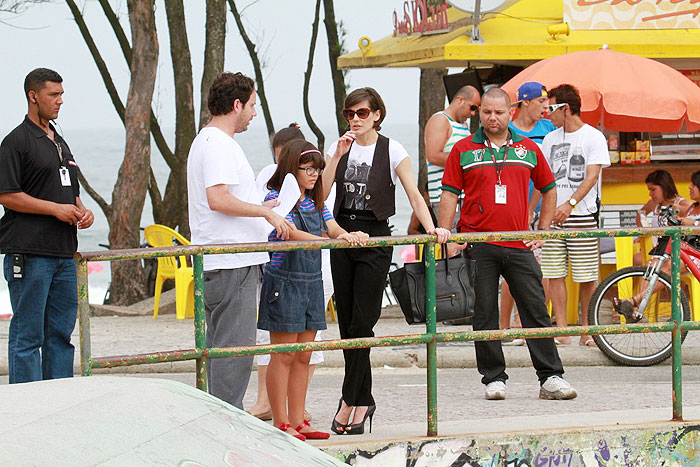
[320,414,700,465]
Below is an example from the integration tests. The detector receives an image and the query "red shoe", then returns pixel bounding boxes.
[296,420,330,440]
[277,422,306,441]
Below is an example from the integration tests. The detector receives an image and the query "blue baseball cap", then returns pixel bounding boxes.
[516,82,547,103]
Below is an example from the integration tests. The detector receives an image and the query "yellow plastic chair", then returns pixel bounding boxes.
[144,225,194,320]
[326,296,337,323]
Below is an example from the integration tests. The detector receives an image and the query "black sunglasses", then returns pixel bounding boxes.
[470,104,479,112]
[342,108,372,120]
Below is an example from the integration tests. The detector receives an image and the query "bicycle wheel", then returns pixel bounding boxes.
[587,266,690,366]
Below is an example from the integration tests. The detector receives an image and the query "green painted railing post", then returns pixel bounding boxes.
[193,254,207,392]
[424,243,438,436]
[671,232,683,420]
[76,258,92,376]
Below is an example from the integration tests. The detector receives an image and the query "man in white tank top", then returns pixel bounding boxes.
[424,85,481,214]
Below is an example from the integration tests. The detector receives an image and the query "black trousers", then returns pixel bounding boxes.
[468,242,564,385]
[331,217,392,406]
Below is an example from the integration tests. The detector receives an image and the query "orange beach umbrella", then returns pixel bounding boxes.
[501,47,700,133]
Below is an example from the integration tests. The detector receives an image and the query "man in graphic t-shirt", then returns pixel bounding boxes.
[540,84,610,346]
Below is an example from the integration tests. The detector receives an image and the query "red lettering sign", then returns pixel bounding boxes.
[393,0,450,37]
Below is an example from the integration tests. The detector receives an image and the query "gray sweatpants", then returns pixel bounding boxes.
[203,265,260,409]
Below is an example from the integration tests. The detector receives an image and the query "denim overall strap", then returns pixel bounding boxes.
[278,205,323,274]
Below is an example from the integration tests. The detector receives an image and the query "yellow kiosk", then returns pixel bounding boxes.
[340,0,700,322]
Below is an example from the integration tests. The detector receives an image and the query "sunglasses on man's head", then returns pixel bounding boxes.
[342,108,372,120]
[548,103,567,113]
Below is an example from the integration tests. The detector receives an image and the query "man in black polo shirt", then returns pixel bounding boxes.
[0,68,94,384]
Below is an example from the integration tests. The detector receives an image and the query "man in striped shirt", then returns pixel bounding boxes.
[424,85,480,217]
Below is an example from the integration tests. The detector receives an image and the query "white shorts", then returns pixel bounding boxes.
[541,214,600,282]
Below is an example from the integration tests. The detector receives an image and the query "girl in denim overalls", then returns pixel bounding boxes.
[258,139,368,441]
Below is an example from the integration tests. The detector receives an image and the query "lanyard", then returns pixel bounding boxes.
[43,129,64,165]
[485,138,509,185]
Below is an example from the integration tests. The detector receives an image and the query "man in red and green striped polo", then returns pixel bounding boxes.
[438,88,577,402]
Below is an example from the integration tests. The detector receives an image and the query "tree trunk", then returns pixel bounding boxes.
[107,0,158,305]
[418,68,447,195]
[322,0,348,137]
[227,0,274,137]
[161,0,197,238]
[199,0,226,130]
[303,0,325,152]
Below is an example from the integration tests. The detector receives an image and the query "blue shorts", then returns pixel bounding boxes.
[258,265,327,333]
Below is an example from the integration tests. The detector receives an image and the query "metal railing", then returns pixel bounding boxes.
[75,226,700,436]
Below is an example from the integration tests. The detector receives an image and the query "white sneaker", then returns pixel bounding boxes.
[502,338,525,346]
[539,376,577,400]
[485,381,507,400]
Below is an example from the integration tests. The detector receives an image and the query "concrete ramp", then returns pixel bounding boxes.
[0,376,343,466]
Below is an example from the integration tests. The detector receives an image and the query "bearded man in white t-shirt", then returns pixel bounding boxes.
[540,84,610,346]
[187,72,294,408]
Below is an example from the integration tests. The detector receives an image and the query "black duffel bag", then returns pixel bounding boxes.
[389,245,476,324]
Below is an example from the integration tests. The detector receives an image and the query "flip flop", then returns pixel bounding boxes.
[612,297,641,323]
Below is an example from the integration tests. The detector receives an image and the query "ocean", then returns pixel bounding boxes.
[0,122,421,312]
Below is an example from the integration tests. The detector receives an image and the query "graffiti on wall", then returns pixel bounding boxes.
[326,424,700,466]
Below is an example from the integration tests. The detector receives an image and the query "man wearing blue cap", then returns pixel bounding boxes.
[510,82,555,147]
[500,82,556,340]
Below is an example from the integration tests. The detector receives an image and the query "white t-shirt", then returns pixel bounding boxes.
[187,127,269,271]
[326,137,409,211]
[541,123,610,216]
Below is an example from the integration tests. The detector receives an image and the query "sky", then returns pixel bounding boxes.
[0,1,431,135]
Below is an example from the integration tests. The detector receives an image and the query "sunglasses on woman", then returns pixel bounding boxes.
[298,166,323,176]
[342,108,372,120]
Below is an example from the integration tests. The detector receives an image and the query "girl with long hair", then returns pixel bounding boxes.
[258,139,368,441]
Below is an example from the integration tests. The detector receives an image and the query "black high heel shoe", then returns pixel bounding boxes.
[345,405,375,435]
[330,397,348,435]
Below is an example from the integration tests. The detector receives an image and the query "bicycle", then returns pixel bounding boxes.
[588,206,697,366]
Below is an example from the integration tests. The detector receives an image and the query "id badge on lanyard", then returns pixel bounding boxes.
[488,140,508,205]
[53,138,71,187]
[495,184,507,204]
[59,167,71,186]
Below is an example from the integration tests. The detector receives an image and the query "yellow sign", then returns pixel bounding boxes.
[564,0,700,30]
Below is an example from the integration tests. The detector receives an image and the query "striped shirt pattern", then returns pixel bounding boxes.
[427,112,470,203]
[265,190,333,268]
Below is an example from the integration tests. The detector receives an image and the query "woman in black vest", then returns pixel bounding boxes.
[322,87,450,435]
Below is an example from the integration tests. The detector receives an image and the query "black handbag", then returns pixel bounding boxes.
[389,245,476,325]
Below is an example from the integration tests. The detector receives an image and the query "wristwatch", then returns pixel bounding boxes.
[567,198,577,207]
[694,220,699,227]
